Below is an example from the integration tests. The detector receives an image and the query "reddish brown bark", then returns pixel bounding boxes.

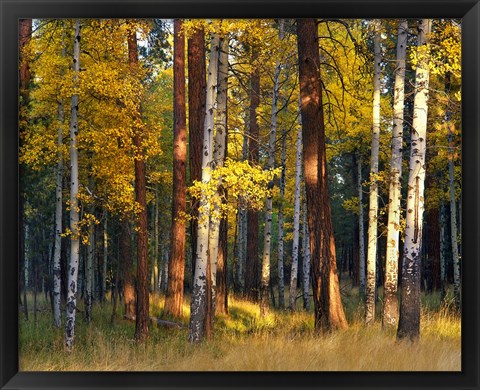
[188,27,206,280]
[121,220,135,319]
[245,48,260,302]
[296,19,347,331]
[165,19,187,319]
[128,30,149,341]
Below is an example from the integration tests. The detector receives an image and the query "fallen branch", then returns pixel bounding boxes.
[123,314,186,329]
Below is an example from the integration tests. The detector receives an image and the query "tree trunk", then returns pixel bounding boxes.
[128,29,149,342]
[53,88,64,328]
[189,33,220,343]
[439,201,447,302]
[65,19,81,352]
[289,123,303,311]
[188,27,206,279]
[245,48,261,302]
[296,18,348,332]
[260,20,284,317]
[153,189,159,294]
[213,36,229,316]
[448,127,460,310]
[366,22,382,325]
[235,135,249,294]
[102,212,108,301]
[397,19,432,341]
[165,19,187,319]
[302,194,311,310]
[122,219,135,318]
[19,18,32,322]
[383,19,408,328]
[277,130,287,309]
[85,199,94,323]
[357,155,366,296]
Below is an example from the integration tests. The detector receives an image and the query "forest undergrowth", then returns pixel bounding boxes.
[19,281,460,371]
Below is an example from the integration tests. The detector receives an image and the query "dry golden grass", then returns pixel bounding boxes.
[19,286,460,371]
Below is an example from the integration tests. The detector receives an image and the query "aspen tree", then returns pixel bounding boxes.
[245,47,261,302]
[190,33,220,343]
[365,21,382,324]
[277,130,287,309]
[397,19,432,341]
[302,194,310,310]
[260,19,284,316]
[53,30,65,327]
[289,123,303,311]
[383,19,408,328]
[212,36,229,315]
[65,19,81,352]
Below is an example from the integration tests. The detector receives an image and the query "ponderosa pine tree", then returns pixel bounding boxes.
[65,19,81,352]
[397,19,432,341]
[296,18,348,331]
[128,28,149,342]
[383,19,408,328]
[122,219,135,319]
[188,26,206,278]
[365,20,382,325]
[165,19,187,319]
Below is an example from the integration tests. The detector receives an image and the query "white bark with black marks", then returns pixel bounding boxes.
[383,19,408,328]
[366,21,382,324]
[397,19,432,341]
[261,19,284,316]
[208,35,228,314]
[53,96,64,328]
[289,122,303,311]
[189,33,220,343]
[65,19,81,352]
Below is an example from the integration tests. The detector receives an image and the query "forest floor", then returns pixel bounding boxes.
[19,281,461,371]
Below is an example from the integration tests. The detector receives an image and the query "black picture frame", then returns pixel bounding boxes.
[1,0,478,389]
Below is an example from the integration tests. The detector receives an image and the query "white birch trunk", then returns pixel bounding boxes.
[53,96,64,328]
[448,129,460,310]
[358,156,366,296]
[383,19,408,327]
[65,19,81,352]
[289,123,303,311]
[301,193,310,310]
[365,22,381,324]
[397,19,432,340]
[189,33,220,343]
[277,131,287,309]
[208,35,228,314]
[260,20,284,316]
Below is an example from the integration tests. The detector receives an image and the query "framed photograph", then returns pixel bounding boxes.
[1,0,478,389]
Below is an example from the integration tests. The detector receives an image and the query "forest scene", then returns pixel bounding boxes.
[18,18,461,371]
